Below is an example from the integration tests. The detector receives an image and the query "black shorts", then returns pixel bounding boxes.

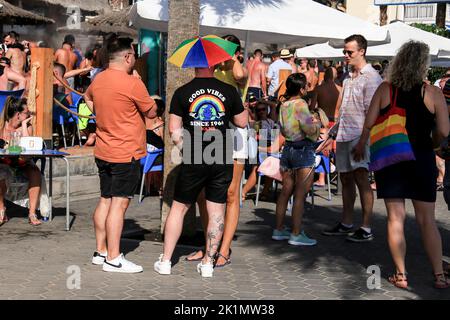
[95,158,141,198]
[247,87,263,101]
[174,164,233,204]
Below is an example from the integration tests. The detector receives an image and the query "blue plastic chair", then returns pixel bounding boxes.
[0,89,25,114]
[314,153,332,201]
[139,148,163,203]
[69,92,83,146]
[53,93,73,149]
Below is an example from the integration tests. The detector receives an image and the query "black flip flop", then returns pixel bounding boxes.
[214,249,232,268]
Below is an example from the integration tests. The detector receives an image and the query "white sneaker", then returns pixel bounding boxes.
[197,261,214,278]
[154,254,171,275]
[102,253,143,273]
[91,251,107,265]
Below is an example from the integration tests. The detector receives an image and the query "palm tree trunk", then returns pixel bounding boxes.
[380,5,388,26]
[436,3,447,29]
[161,0,200,235]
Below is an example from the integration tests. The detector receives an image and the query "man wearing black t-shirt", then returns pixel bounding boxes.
[154,66,248,278]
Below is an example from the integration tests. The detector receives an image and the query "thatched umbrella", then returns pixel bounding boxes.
[0,0,54,25]
[31,0,110,13]
[57,9,137,37]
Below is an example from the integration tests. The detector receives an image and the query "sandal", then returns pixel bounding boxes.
[444,262,450,277]
[185,250,204,262]
[0,208,8,226]
[28,214,42,226]
[388,272,408,289]
[434,273,450,289]
[214,249,232,268]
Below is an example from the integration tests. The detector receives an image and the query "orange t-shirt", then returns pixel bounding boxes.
[85,69,155,163]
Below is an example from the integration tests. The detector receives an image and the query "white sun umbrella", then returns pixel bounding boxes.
[296,21,450,63]
[295,42,343,60]
[130,0,389,48]
[366,22,450,60]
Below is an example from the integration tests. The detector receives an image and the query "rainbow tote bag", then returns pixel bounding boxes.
[369,85,416,171]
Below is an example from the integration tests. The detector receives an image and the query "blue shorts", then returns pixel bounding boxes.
[280,141,315,171]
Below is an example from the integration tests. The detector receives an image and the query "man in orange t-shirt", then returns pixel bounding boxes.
[84,37,156,273]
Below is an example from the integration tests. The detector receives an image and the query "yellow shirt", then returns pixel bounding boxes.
[214,67,249,103]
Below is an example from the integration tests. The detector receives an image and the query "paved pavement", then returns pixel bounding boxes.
[0,187,449,300]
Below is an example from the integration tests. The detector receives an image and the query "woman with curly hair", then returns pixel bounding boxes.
[353,41,450,289]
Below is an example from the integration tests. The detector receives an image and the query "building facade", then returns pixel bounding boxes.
[344,0,450,26]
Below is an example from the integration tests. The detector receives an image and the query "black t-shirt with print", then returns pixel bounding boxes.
[170,77,244,164]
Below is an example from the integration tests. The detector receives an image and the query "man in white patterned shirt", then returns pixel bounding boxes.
[322,35,382,242]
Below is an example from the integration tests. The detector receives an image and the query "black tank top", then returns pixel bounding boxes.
[390,83,435,150]
[146,129,164,149]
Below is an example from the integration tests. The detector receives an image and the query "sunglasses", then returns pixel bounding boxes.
[256,108,267,112]
[342,50,355,56]
[0,58,11,66]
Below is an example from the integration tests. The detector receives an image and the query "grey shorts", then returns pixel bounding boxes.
[336,139,370,173]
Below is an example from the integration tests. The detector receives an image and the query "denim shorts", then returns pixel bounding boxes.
[280,141,316,171]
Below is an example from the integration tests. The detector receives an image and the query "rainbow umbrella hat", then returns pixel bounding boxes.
[168,35,238,68]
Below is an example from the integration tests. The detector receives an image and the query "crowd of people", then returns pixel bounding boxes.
[0,29,449,289]
[152,33,449,289]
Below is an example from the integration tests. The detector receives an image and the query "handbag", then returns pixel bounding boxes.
[369,85,416,171]
[248,135,258,160]
[258,156,282,182]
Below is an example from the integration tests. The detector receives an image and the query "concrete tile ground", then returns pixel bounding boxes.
[0,187,449,300]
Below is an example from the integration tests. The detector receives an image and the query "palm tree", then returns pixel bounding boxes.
[380,5,388,26]
[161,0,200,235]
[436,2,447,29]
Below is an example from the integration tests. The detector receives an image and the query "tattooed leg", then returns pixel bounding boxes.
[203,201,226,265]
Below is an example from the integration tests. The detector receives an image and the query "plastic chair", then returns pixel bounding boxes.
[53,94,71,149]
[138,148,163,203]
[0,89,24,113]
[53,93,81,149]
[255,152,281,206]
[69,92,83,147]
[314,153,332,201]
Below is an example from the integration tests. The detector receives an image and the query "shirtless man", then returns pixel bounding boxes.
[0,59,26,91]
[246,49,267,100]
[55,40,78,88]
[53,62,73,106]
[310,67,342,121]
[3,32,27,75]
[305,59,319,92]
[310,66,342,187]
[55,41,78,72]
